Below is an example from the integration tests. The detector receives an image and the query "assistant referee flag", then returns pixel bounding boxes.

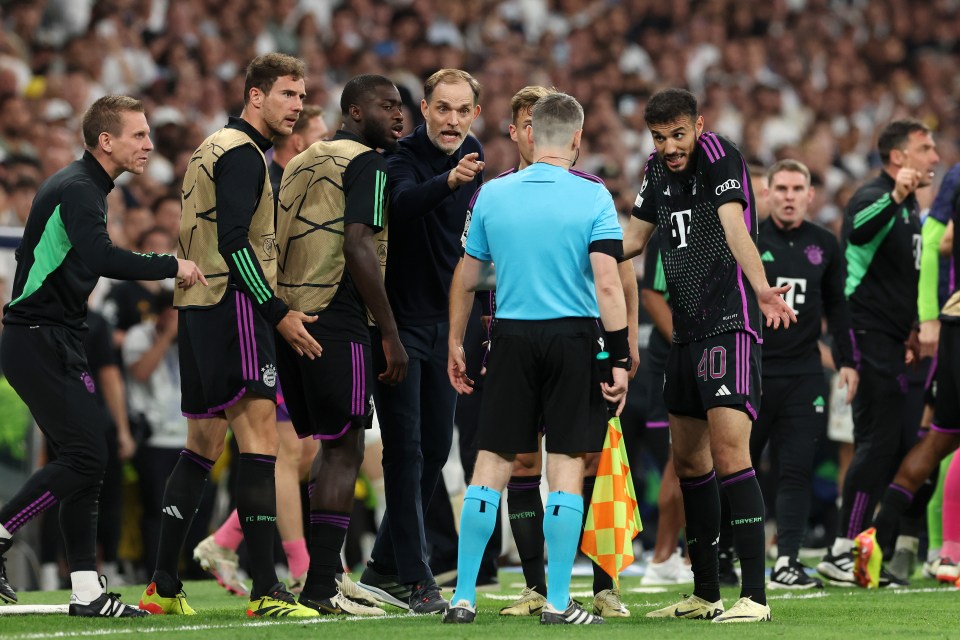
[580,354,643,587]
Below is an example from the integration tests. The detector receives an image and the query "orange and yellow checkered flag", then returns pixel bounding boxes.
[580,413,642,588]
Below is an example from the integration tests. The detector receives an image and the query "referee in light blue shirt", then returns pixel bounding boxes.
[443,92,629,626]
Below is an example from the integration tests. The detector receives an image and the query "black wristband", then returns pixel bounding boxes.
[603,326,629,360]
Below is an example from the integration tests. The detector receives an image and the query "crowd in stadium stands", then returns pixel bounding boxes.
[0,0,959,590]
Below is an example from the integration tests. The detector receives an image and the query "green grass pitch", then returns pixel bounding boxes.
[0,573,956,639]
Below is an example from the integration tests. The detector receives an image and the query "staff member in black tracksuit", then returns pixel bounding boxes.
[752,159,858,589]
[817,119,940,585]
[0,96,203,616]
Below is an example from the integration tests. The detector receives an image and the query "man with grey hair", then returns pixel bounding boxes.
[443,92,628,625]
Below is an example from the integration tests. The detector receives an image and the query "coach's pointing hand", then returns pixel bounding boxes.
[447,152,484,191]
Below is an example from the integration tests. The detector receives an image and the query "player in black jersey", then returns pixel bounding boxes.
[816,119,940,586]
[623,88,795,623]
[275,74,406,616]
[752,160,858,589]
[0,95,203,616]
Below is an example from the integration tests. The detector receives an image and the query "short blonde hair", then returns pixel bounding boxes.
[423,69,480,105]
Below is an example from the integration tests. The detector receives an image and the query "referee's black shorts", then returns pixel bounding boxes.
[178,290,278,418]
[277,337,374,439]
[477,318,607,456]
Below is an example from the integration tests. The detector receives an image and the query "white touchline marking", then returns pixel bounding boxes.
[1,613,410,639]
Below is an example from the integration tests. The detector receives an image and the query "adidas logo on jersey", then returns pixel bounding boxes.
[163,506,184,519]
[715,385,732,397]
[813,395,826,414]
[761,251,775,262]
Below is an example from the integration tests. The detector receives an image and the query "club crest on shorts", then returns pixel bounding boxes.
[261,364,277,388]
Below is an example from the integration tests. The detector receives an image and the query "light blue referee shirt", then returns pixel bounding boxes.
[464,162,622,320]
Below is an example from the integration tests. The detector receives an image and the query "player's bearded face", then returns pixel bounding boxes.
[421,81,480,155]
[648,115,703,173]
[261,75,306,138]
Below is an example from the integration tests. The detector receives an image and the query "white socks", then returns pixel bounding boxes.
[832,537,853,556]
[70,571,102,603]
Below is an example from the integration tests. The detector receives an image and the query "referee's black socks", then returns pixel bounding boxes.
[720,468,766,605]
[679,470,722,603]
[153,449,214,596]
[507,475,546,595]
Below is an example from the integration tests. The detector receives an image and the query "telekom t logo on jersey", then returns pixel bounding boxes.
[670,209,692,248]
[776,276,806,315]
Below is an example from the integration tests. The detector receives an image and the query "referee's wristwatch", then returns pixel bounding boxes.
[611,356,633,371]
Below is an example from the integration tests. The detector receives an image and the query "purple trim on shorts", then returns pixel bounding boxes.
[236,291,250,380]
[180,448,214,471]
[745,400,757,421]
[645,421,670,429]
[310,513,351,529]
[507,481,542,491]
[307,482,315,498]
[4,490,57,534]
[720,468,756,487]
[243,293,259,379]
[680,470,716,488]
[744,335,751,394]
[183,410,218,419]
[351,342,366,416]
[207,387,247,415]
[847,491,869,539]
[889,483,914,501]
[737,333,745,394]
[931,422,960,434]
[315,421,352,441]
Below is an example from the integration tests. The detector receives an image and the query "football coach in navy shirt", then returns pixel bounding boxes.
[357,69,484,614]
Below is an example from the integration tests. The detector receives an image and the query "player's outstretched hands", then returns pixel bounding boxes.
[759,283,797,329]
[447,152,485,191]
[601,366,629,416]
[277,311,322,360]
[379,334,408,385]
[176,258,207,289]
[447,343,475,394]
